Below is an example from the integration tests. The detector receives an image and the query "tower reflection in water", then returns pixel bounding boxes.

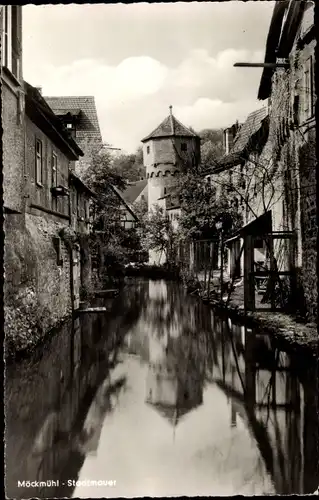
[144,280,204,432]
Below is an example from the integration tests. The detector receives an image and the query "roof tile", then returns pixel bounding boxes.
[231,107,268,153]
[118,179,147,205]
[141,113,198,142]
[44,96,102,144]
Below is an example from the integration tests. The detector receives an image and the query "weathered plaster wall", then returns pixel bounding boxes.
[4,212,72,356]
[2,81,25,212]
[25,115,70,216]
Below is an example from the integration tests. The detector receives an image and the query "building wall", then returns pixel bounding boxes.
[2,77,25,213]
[266,12,317,320]
[144,136,199,175]
[4,211,72,356]
[119,205,136,229]
[70,184,91,234]
[25,116,71,217]
[212,8,316,320]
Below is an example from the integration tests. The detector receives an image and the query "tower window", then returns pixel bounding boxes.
[147,146,150,154]
[181,143,187,152]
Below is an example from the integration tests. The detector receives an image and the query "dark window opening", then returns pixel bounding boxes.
[36,139,43,185]
[181,143,187,152]
[147,146,150,154]
[53,237,63,266]
[52,153,58,187]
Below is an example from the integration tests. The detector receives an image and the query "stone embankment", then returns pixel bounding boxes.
[189,285,318,358]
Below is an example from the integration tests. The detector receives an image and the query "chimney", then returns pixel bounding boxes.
[36,86,42,95]
[224,124,238,154]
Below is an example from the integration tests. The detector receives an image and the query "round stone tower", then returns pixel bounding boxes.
[141,106,200,264]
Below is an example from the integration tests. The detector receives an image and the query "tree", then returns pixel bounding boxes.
[178,170,242,240]
[199,128,224,169]
[83,149,144,285]
[111,146,145,182]
[140,205,178,265]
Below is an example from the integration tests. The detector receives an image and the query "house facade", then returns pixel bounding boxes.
[44,95,103,180]
[1,6,24,215]
[110,185,139,229]
[257,0,316,319]
[2,6,100,352]
[209,0,316,319]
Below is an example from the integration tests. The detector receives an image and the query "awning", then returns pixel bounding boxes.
[225,211,272,245]
[225,234,240,245]
[238,211,272,236]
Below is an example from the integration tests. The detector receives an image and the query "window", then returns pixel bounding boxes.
[147,146,150,154]
[53,237,63,266]
[2,6,21,79]
[36,139,43,185]
[181,143,187,152]
[164,187,167,195]
[52,153,58,187]
[304,56,314,119]
[85,200,90,220]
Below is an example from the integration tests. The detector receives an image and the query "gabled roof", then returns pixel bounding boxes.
[44,96,102,144]
[24,82,84,161]
[258,0,306,100]
[204,107,268,175]
[69,171,96,198]
[141,110,199,142]
[231,107,268,154]
[118,179,147,205]
[110,185,139,221]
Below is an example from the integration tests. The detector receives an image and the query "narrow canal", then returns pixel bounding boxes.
[5,280,318,498]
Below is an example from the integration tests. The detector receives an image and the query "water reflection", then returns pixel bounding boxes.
[5,279,318,498]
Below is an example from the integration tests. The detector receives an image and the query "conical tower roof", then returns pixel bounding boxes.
[141,105,198,142]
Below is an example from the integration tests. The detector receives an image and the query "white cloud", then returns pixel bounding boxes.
[25,57,168,107]
[23,47,266,153]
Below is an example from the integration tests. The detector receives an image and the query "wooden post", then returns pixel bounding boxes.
[267,235,276,310]
[244,234,255,311]
[220,232,224,302]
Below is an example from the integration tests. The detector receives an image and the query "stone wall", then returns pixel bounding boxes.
[4,211,72,356]
[298,127,317,321]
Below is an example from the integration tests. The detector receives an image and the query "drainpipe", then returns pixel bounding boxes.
[315,1,319,326]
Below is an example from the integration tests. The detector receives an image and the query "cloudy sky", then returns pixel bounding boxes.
[23,2,275,153]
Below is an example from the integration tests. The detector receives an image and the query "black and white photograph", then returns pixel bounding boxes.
[2,1,318,498]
